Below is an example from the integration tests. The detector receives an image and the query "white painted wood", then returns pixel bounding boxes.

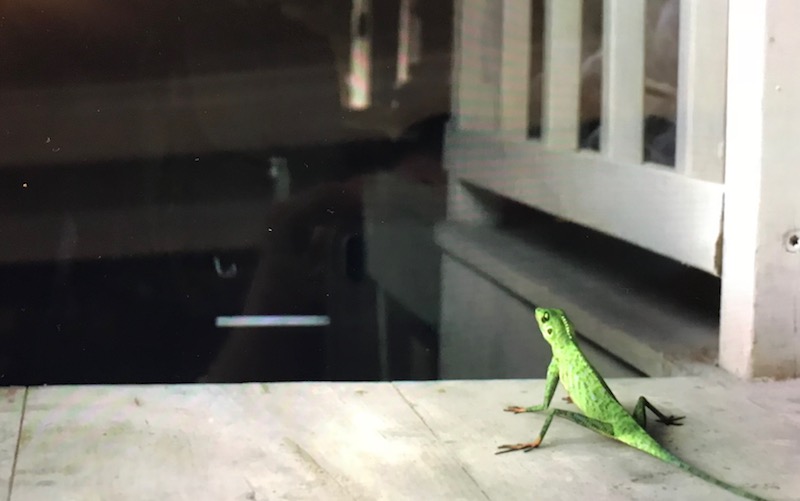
[437,222,722,377]
[443,128,504,225]
[439,254,641,379]
[444,176,501,226]
[0,68,356,167]
[7,380,800,500]
[1,388,24,501]
[439,255,555,379]
[541,0,583,150]
[642,0,679,122]
[601,0,646,163]
[447,130,724,274]
[451,0,502,131]
[363,171,446,228]
[449,0,468,128]
[363,171,446,326]
[0,200,268,264]
[578,334,642,379]
[365,215,442,323]
[498,0,531,138]
[720,0,800,379]
[674,0,728,183]
[363,171,446,380]
[395,0,419,86]
[347,0,372,109]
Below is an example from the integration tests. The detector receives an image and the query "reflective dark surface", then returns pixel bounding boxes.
[0,1,452,384]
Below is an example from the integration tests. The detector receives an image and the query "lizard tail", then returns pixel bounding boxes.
[621,433,770,501]
[655,448,770,501]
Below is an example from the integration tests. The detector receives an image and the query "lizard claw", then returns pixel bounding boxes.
[503,406,529,414]
[658,415,685,426]
[495,438,542,454]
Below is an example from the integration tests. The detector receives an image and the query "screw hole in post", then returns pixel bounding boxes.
[784,231,800,253]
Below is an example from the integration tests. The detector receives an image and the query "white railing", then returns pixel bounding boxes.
[446,0,800,379]
[447,0,728,275]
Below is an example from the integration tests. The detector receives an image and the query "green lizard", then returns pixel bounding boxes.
[496,307,770,501]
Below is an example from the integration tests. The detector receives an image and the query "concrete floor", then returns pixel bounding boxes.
[1,377,798,500]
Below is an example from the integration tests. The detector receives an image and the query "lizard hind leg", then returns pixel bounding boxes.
[632,396,685,428]
[496,409,614,454]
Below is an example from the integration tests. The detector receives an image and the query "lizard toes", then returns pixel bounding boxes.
[495,442,538,454]
[659,415,686,426]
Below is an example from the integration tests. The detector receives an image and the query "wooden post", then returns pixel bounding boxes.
[720,0,800,379]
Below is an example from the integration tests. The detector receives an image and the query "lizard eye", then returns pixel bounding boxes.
[541,311,550,322]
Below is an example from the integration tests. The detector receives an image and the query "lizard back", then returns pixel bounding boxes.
[553,340,631,424]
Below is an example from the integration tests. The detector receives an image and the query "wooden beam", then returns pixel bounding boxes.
[720,0,800,379]
[436,222,721,377]
[447,130,723,274]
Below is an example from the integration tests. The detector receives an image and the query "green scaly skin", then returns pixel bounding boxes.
[496,307,770,501]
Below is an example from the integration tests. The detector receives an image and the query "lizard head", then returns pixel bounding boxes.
[534,307,576,345]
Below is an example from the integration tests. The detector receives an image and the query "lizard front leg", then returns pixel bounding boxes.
[504,358,559,414]
[496,409,613,454]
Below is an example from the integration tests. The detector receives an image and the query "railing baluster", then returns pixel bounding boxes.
[675,0,728,182]
[541,0,583,150]
[601,0,646,163]
[498,0,532,138]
